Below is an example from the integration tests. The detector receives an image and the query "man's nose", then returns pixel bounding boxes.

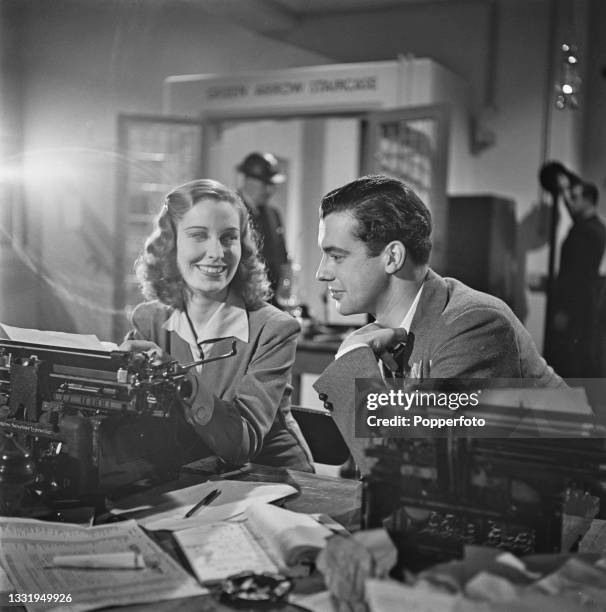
[316,256,333,282]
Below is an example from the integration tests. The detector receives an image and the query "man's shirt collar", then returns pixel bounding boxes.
[400,283,424,332]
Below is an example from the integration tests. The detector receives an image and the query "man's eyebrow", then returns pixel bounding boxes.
[322,245,349,255]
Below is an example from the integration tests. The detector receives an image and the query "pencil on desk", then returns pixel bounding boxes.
[184,488,222,518]
[49,551,145,569]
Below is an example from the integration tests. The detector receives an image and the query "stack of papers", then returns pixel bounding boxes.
[108,479,298,531]
[174,503,333,583]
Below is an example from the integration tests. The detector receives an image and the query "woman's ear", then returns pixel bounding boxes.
[383,241,406,274]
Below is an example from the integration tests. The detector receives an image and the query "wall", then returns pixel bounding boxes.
[273,0,597,349]
[2,0,600,350]
[584,0,606,215]
[0,0,329,341]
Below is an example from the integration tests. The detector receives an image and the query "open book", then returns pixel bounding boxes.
[174,503,333,583]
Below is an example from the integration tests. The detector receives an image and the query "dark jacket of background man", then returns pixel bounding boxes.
[237,152,288,293]
[549,181,606,377]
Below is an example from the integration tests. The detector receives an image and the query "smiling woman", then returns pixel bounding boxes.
[120,179,314,472]
[176,199,242,301]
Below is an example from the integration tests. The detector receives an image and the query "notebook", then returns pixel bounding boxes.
[173,503,333,583]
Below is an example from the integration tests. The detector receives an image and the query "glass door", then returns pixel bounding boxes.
[362,106,450,272]
[114,114,204,339]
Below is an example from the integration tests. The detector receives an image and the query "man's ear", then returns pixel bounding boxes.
[383,241,406,273]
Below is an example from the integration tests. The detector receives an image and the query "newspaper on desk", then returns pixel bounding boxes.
[0,518,206,611]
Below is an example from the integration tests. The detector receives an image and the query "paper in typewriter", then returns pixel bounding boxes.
[0,518,206,611]
[174,503,332,583]
[0,324,116,351]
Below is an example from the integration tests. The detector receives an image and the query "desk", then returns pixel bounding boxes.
[106,465,360,611]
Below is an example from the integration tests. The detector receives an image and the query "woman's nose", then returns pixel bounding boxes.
[206,237,224,258]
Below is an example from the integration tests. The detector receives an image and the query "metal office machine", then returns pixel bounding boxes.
[0,337,235,504]
[362,395,606,572]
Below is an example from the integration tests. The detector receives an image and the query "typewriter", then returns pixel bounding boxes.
[362,384,606,572]
[0,333,236,506]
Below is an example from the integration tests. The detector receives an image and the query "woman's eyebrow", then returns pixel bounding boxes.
[182,225,240,232]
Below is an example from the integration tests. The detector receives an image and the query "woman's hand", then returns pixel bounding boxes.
[119,339,170,365]
[180,371,215,427]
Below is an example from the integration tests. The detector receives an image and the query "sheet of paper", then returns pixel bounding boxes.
[0,562,14,590]
[579,518,606,554]
[109,480,298,531]
[174,520,279,583]
[464,571,520,602]
[479,387,592,415]
[0,324,109,351]
[290,590,337,612]
[365,579,458,612]
[0,518,205,612]
[535,557,606,595]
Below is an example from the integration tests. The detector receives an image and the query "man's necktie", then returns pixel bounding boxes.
[381,340,413,380]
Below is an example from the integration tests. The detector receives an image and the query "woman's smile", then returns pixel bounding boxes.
[194,263,228,277]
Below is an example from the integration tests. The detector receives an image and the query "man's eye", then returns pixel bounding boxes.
[330,254,344,262]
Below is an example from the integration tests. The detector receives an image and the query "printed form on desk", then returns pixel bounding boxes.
[0,518,205,612]
[109,479,298,531]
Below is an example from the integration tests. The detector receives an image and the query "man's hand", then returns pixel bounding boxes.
[339,323,407,369]
[119,339,169,365]
[556,172,571,193]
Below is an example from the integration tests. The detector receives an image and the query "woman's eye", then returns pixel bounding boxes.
[221,233,239,244]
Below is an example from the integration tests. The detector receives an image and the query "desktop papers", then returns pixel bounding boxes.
[108,479,298,531]
[174,503,332,583]
[0,518,205,611]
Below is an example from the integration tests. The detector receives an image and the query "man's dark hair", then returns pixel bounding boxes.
[320,175,432,264]
[582,182,599,207]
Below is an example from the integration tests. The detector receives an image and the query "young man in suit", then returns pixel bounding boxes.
[312,175,565,474]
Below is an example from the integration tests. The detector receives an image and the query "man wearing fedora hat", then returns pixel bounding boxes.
[237,152,289,293]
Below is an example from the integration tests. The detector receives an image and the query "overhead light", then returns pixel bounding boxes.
[555,42,581,110]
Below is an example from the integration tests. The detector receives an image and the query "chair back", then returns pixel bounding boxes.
[290,405,350,465]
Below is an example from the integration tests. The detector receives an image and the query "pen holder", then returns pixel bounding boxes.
[0,433,36,516]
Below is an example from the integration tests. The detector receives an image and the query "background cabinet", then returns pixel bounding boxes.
[445,194,518,313]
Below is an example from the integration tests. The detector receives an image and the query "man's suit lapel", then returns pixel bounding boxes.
[406,270,449,378]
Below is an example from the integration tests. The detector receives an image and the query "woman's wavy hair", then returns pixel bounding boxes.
[135,179,271,309]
